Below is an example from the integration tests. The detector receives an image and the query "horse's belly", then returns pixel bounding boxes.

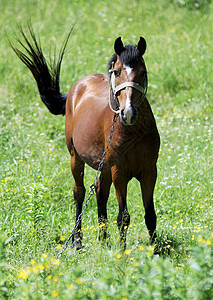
[71,105,109,170]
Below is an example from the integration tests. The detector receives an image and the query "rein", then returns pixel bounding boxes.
[109,65,148,114]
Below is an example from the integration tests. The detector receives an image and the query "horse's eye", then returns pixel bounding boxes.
[113,70,119,77]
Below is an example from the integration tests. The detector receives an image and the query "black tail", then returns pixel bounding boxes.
[10,24,74,115]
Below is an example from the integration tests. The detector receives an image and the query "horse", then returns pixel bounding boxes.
[11,25,160,250]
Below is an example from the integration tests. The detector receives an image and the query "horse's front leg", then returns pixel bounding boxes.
[111,166,130,249]
[95,172,112,242]
[139,164,157,244]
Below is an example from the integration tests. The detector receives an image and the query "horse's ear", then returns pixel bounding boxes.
[137,37,146,56]
[114,37,125,55]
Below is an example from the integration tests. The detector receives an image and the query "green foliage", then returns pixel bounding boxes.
[0,0,212,299]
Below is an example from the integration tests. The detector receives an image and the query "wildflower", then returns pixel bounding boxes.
[42,253,48,259]
[67,283,74,290]
[206,240,211,245]
[99,223,105,228]
[148,251,153,257]
[76,278,83,285]
[30,259,36,265]
[44,263,50,269]
[175,210,180,214]
[47,275,52,280]
[138,245,145,251]
[54,259,60,266]
[37,263,44,270]
[124,226,128,230]
[18,269,29,280]
[197,237,205,244]
[53,276,59,282]
[116,253,122,259]
[124,249,131,255]
[179,219,183,223]
[173,225,177,229]
[52,290,59,297]
[56,244,62,250]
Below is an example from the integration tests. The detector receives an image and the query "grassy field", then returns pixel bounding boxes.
[0,0,212,299]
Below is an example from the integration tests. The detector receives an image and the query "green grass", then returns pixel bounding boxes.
[0,0,212,299]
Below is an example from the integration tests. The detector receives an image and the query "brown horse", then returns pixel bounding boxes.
[11,26,160,250]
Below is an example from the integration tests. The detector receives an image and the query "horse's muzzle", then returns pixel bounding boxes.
[120,107,138,126]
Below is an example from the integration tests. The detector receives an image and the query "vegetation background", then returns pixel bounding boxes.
[0,0,212,299]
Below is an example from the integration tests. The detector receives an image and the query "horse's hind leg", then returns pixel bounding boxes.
[96,172,112,242]
[139,164,157,244]
[70,149,85,250]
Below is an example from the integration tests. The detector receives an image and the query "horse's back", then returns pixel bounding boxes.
[66,73,109,115]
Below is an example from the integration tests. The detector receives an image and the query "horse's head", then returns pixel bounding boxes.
[109,37,148,125]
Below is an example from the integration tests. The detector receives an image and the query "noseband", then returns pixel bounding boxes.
[109,66,148,114]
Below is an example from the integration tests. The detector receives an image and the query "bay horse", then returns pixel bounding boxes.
[11,26,160,250]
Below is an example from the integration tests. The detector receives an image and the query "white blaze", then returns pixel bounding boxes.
[123,64,133,76]
[124,97,133,124]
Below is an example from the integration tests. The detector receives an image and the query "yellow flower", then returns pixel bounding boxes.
[18,269,28,280]
[76,278,83,285]
[138,245,145,251]
[56,244,62,250]
[179,219,183,223]
[47,275,52,280]
[173,225,177,229]
[116,253,122,259]
[54,259,60,266]
[175,210,180,214]
[198,237,205,244]
[124,249,131,255]
[52,290,59,297]
[53,276,59,282]
[99,223,105,228]
[30,259,36,265]
[121,297,128,300]
[67,283,74,290]
[42,253,48,259]
[206,240,211,245]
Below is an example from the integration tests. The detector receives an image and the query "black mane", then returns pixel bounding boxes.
[108,45,141,72]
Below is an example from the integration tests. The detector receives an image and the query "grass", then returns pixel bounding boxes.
[0,0,212,299]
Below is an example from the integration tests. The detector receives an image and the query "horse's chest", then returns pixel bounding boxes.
[109,129,160,173]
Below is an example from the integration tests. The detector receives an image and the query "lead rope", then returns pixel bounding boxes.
[57,113,118,259]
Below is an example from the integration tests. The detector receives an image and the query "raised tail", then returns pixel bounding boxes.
[10,24,74,115]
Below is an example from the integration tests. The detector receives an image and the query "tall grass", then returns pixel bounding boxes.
[0,0,212,299]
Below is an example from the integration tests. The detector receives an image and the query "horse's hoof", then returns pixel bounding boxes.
[70,239,82,251]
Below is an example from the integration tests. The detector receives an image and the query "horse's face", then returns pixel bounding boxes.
[111,37,147,126]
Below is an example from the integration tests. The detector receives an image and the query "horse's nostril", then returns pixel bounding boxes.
[121,109,124,117]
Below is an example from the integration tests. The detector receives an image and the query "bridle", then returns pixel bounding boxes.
[109,63,148,114]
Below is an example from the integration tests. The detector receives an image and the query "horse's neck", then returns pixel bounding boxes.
[136,98,157,133]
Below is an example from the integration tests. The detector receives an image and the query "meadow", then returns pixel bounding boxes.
[0,0,212,299]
